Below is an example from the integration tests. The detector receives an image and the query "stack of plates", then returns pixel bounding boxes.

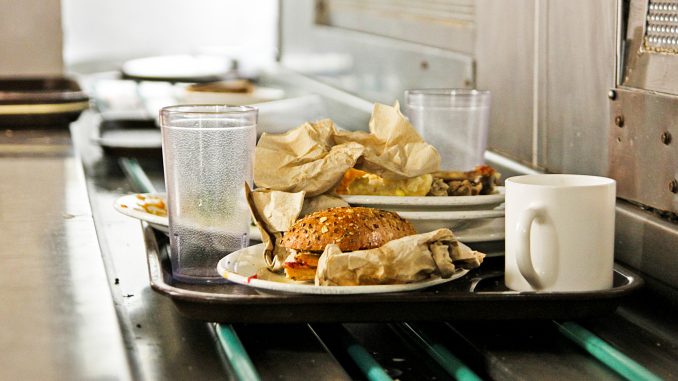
[340,188,505,243]
[0,76,89,127]
[114,189,506,244]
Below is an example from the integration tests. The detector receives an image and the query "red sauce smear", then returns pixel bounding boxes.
[247,274,258,283]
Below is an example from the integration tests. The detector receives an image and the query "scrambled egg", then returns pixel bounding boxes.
[335,168,433,196]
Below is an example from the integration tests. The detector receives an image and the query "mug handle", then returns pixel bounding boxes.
[515,204,547,289]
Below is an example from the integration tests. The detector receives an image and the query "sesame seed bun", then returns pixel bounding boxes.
[280,207,416,252]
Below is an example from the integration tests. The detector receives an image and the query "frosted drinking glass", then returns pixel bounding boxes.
[160,105,257,283]
[405,89,491,171]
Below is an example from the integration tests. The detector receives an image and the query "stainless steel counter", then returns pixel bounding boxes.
[69,112,234,380]
[0,128,131,380]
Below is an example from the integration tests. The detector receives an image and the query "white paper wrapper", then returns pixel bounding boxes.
[315,228,485,286]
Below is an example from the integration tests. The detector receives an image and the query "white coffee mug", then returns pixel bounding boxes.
[505,174,616,292]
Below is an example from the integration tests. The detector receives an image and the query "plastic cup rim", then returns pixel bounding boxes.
[405,89,491,97]
[506,174,616,188]
[160,104,258,115]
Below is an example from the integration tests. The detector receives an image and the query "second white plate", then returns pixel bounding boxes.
[113,193,504,243]
[340,187,505,211]
[398,208,504,233]
[113,193,261,240]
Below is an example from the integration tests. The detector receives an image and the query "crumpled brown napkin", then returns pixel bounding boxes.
[254,102,441,195]
[334,101,441,179]
[315,228,485,286]
[245,187,349,271]
[254,119,364,197]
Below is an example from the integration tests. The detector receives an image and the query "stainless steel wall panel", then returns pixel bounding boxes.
[280,0,473,107]
[608,88,678,213]
[615,200,678,290]
[316,0,476,54]
[543,0,617,176]
[476,0,536,166]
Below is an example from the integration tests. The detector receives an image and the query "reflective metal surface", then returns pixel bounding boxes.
[477,0,617,174]
[606,0,678,291]
[316,0,476,54]
[476,0,537,166]
[541,0,617,175]
[280,0,473,105]
[70,111,234,380]
[622,0,678,94]
[615,199,678,290]
[608,88,678,214]
[0,128,131,380]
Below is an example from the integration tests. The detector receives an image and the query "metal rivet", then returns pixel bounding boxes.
[614,115,625,127]
[669,179,678,194]
[661,131,672,145]
[608,89,617,100]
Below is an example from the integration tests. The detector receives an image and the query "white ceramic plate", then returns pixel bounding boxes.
[113,193,504,243]
[455,218,505,243]
[113,193,261,240]
[216,244,469,295]
[114,193,168,226]
[121,55,232,81]
[340,187,505,211]
[398,208,504,233]
[93,129,162,149]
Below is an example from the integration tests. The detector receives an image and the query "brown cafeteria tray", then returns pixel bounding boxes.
[144,225,643,323]
[0,77,89,127]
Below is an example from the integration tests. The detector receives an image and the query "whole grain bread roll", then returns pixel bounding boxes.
[280,207,416,252]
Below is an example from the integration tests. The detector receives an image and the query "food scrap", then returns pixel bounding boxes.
[133,194,167,217]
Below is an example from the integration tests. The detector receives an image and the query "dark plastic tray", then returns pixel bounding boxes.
[0,77,89,127]
[93,119,162,158]
[144,225,644,323]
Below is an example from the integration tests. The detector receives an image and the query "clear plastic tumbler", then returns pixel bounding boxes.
[404,89,491,171]
[160,105,257,283]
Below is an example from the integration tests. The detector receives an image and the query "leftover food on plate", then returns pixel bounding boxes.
[181,80,285,106]
[185,79,254,94]
[253,101,501,199]
[336,165,500,197]
[245,189,486,287]
[120,193,167,217]
[336,168,433,196]
[429,165,500,196]
[279,206,416,281]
